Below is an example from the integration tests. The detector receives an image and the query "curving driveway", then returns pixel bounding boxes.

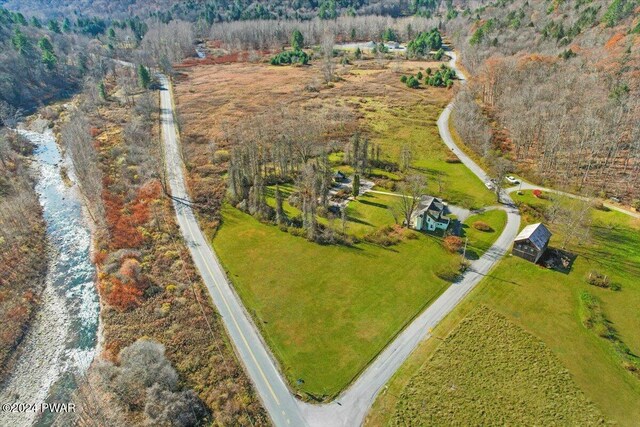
[159,51,521,427]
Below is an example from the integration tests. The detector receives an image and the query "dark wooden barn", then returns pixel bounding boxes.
[512,223,552,263]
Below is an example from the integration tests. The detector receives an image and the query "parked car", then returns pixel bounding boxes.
[506,175,520,184]
[485,180,495,190]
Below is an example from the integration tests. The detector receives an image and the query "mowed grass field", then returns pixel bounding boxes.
[460,209,508,258]
[213,204,460,399]
[367,190,640,426]
[390,306,605,426]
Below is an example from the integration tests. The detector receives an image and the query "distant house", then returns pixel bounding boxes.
[410,196,450,231]
[334,171,347,183]
[512,223,552,263]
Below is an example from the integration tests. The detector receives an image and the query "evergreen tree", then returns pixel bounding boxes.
[62,17,72,33]
[37,37,54,53]
[48,20,61,34]
[352,174,360,198]
[354,47,362,59]
[30,17,42,28]
[291,29,304,50]
[138,64,151,88]
[41,50,57,69]
[318,0,337,19]
[38,37,57,69]
[14,13,27,26]
[382,28,397,42]
[407,28,442,57]
[11,29,30,55]
[98,81,107,100]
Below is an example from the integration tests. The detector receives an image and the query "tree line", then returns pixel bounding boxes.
[210,15,439,51]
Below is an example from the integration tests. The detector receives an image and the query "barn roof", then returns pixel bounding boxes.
[514,223,552,250]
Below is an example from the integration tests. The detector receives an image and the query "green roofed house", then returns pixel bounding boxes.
[410,195,450,232]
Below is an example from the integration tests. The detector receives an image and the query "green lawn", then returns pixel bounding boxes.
[213,205,460,399]
[390,306,605,426]
[368,190,640,426]
[264,186,401,238]
[460,209,508,258]
[345,192,400,238]
[356,99,495,209]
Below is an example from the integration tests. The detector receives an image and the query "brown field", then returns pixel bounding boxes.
[173,55,452,228]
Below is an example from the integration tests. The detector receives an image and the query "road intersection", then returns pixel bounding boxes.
[159,53,522,427]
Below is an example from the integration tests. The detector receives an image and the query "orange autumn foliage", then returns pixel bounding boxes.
[605,33,625,50]
[119,258,142,281]
[103,277,143,310]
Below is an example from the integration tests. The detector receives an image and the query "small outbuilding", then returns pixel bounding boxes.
[512,223,552,263]
[334,171,347,183]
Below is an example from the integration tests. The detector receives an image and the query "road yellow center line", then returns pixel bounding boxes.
[182,207,282,407]
[160,78,282,411]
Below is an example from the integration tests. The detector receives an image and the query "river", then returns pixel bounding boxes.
[0,128,99,427]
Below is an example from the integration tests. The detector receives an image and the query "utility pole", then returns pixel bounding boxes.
[462,236,468,260]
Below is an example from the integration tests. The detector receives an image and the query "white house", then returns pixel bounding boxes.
[410,196,450,231]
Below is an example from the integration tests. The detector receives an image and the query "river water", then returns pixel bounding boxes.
[0,129,99,427]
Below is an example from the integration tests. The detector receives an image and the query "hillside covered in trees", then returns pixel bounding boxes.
[0,6,109,117]
[1,0,444,22]
[447,0,640,202]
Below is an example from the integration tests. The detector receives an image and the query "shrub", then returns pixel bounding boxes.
[400,75,408,83]
[473,221,493,232]
[591,201,609,211]
[586,270,616,289]
[288,226,306,237]
[631,199,640,211]
[443,235,464,253]
[364,226,403,246]
[445,154,461,163]
[406,75,420,88]
[213,150,230,163]
[270,49,309,65]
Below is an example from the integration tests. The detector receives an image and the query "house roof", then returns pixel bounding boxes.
[413,195,447,221]
[514,223,552,250]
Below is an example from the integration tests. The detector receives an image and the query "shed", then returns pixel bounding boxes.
[512,223,552,263]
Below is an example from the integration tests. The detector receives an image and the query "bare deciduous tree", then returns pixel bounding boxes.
[61,111,105,225]
[397,174,426,227]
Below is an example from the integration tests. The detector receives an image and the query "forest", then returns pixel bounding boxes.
[446,0,639,202]
[2,0,442,22]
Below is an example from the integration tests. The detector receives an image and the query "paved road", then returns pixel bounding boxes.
[157,75,306,427]
[158,49,521,427]
[507,182,640,219]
